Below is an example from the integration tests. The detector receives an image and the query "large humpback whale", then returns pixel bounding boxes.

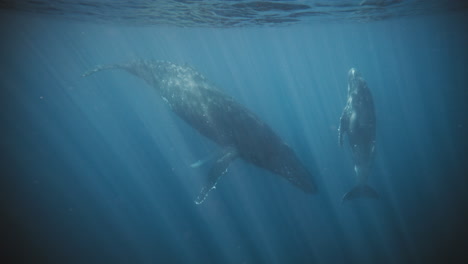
[338,68,378,201]
[83,60,316,204]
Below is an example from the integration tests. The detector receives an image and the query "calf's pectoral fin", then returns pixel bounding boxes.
[194,147,238,205]
[338,110,349,146]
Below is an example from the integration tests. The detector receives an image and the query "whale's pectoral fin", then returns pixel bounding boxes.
[338,111,349,147]
[194,148,238,205]
[190,159,206,169]
[190,152,218,168]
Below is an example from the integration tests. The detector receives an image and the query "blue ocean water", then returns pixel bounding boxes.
[1,1,467,264]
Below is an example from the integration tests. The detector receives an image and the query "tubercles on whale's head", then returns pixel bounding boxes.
[348,67,361,80]
[347,68,366,94]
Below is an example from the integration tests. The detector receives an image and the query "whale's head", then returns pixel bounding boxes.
[268,143,317,194]
[347,68,366,94]
[348,67,361,80]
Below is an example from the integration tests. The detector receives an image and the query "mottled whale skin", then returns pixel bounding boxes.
[84,60,316,204]
[338,68,378,201]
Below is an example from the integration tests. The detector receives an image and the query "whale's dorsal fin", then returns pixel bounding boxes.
[194,147,238,205]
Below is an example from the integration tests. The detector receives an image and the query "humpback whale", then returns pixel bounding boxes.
[83,60,316,204]
[338,68,378,201]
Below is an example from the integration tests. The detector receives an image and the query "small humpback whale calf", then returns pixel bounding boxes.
[338,68,378,202]
[83,60,317,204]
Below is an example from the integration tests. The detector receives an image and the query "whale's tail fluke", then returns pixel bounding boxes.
[83,64,116,77]
[342,184,379,202]
[82,63,130,77]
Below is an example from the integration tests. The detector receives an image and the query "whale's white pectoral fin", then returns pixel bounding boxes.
[190,160,205,168]
[194,148,238,205]
[190,152,218,168]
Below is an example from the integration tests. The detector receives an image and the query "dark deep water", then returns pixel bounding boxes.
[1,2,468,264]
